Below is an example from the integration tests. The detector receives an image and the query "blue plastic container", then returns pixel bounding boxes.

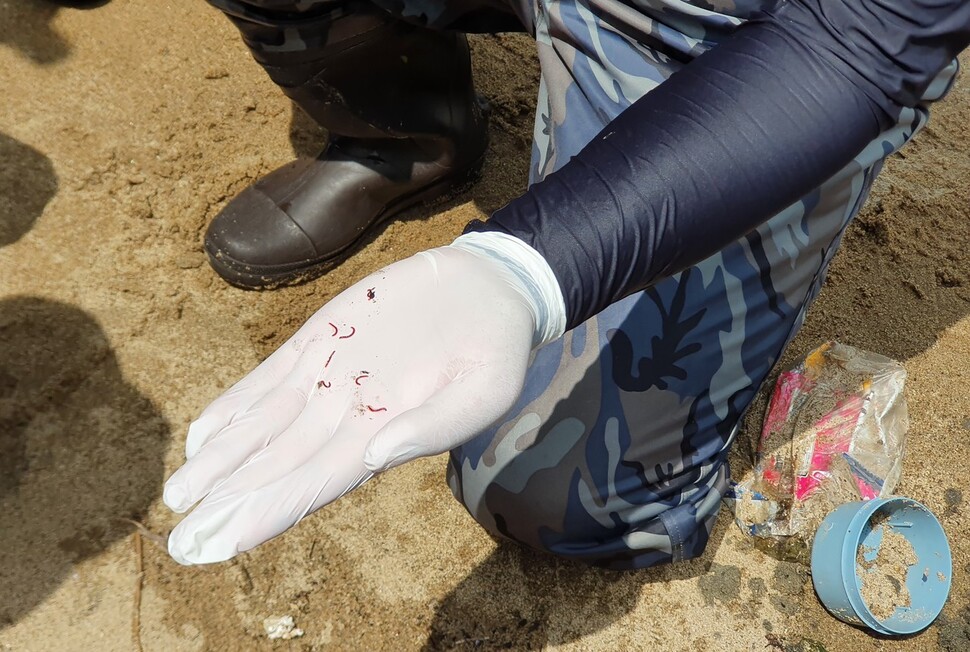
[811,497,951,635]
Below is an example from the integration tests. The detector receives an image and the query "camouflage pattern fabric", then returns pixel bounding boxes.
[206,0,957,569]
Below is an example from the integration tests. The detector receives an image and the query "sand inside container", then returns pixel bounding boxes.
[856,524,919,621]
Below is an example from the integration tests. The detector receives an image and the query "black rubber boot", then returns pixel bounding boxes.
[205,8,489,289]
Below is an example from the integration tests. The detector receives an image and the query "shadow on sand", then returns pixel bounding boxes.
[0,297,169,626]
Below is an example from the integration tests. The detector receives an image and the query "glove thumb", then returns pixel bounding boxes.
[362,367,520,473]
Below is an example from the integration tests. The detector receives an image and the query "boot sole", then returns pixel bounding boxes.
[205,149,487,290]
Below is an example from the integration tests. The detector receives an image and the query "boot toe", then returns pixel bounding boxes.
[204,186,318,275]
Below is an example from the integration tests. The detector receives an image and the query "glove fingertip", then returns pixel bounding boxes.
[168,518,237,566]
[167,533,193,566]
[362,441,391,473]
[185,411,234,458]
[162,482,191,514]
[364,416,429,473]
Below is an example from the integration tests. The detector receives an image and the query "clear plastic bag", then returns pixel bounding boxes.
[729,342,909,545]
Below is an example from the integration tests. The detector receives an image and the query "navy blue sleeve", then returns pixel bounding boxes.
[465,0,970,331]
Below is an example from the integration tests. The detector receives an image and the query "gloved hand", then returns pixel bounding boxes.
[164,233,565,565]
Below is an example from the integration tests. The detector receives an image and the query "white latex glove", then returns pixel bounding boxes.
[164,232,565,565]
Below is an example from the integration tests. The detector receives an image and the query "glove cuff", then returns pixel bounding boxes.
[450,231,567,348]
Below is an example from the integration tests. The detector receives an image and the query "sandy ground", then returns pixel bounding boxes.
[1,2,968,650]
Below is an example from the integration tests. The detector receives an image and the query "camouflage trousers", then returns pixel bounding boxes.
[207,0,957,569]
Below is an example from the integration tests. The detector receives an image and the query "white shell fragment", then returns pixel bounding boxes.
[262,615,305,640]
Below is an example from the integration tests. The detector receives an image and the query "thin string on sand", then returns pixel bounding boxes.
[133,531,144,652]
[118,518,167,652]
